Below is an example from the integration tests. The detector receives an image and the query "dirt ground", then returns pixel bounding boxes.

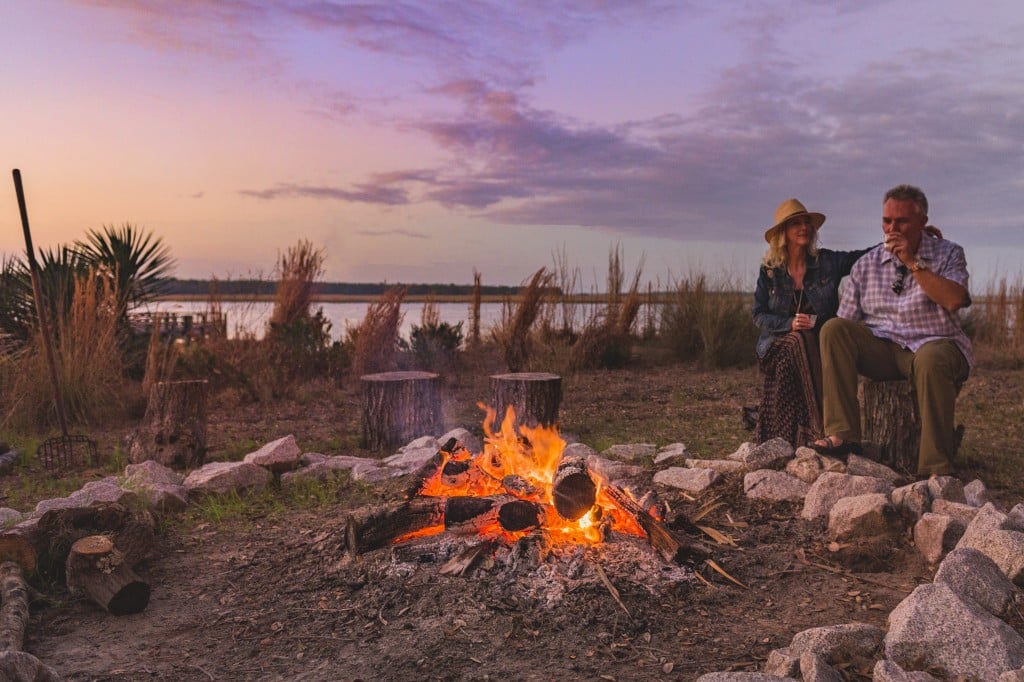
[15,361,1024,681]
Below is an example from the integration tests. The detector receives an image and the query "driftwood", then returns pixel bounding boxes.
[128,379,209,469]
[0,561,29,652]
[66,536,150,616]
[488,372,562,434]
[604,485,709,565]
[552,453,597,521]
[360,371,443,451]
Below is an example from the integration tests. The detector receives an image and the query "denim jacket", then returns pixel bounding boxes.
[753,247,872,358]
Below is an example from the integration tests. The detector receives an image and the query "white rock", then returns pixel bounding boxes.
[654,442,689,464]
[398,435,440,452]
[872,660,940,681]
[929,499,978,528]
[587,455,644,481]
[845,455,901,485]
[653,467,721,493]
[926,475,966,503]
[763,647,799,677]
[183,461,272,496]
[382,446,437,472]
[963,479,989,507]
[732,438,793,470]
[788,622,885,661]
[801,473,893,520]
[959,529,1024,585]
[891,481,932,522]
[563,442,599,459]
[0,508,23,527]
[743,470,809,502]
[913,513,964,565]
[799,652,843,682]
[785,452,845,484]
[243,434,302,473]
[685,458,746,474]
[828,493,902,542]
[124,460,183,487]
[726,441,756,462]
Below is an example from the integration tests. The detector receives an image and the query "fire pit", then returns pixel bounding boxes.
[343,407,709,578]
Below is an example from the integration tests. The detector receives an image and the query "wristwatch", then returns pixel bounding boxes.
[910,259,927,273]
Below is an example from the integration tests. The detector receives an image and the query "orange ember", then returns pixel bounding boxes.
[413,405,645,545]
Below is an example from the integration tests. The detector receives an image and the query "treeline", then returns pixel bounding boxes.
[160,279,525,297]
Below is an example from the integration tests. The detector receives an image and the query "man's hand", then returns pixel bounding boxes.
[884,232,912,265]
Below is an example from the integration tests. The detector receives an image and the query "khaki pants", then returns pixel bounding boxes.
[819,318,969,476]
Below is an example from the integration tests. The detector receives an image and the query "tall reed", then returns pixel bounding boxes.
[660,275,756,368]
[269,239,325,329]
[350,286,406,376]
[492,268,554,372]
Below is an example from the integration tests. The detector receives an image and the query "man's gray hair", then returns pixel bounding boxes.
[884,184,928,216]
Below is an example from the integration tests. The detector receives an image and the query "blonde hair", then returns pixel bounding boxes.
[761,225,819,270]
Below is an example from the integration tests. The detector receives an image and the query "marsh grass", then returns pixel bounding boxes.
[660,275,756,368]
[269,240,324,329]
[492,268,555,371]
[571,248,644,370]
[968,277,1024,369]
[349,286,406,376]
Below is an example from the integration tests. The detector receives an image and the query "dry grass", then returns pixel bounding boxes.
[269,240,325,329]
[968,277,1024,369]
[660,275,757,368]
[2,269,130,430]
[349,286,406,377]
[141,313,179,397]
[491,268,555,371]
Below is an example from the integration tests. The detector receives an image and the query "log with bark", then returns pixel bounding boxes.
[360,371,443,451]
[488,372,562,434]
[345,497,448,557]
[127,379,209,469]
[403,437,460,498]
[603,485,709,565]
[552,452,597,521]
[0,561,29,652]
[66,535,150,616]
[444,495,547,535]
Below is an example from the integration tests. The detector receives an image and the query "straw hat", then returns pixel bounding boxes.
[764,198,825,242]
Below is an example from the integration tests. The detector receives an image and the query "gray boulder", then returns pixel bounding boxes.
[828,493,902,542]
[913,513,964,565]
[0,507,23,527]
[602,443,657,461]
[929,499,978,528]
[243,434,302,473]
[654,442,689,464]
[685,458,745,474]
[963,478,989,507]
[183,461,272,496]
[696,674,797,682]
[653,467,721,494]
[732,438,793,471]
[801,473,893,520]
[743,470,809,502]
[885,582,1024,677]
[873,660,940,681]
[926,475,966,503]
[788,622,885,662]
[934,547,1019,617]
[891,481,932,522]
[799,652,843,682]
[845,454,901,485]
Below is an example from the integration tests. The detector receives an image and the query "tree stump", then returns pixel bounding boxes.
[128,379,209,469]
[860,379,919,473]
[66,536,150,616]
[360,371,443,451]
[488,372,562,434]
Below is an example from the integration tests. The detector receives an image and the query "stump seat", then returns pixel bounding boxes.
[488,372,562,434]
[360,371,442,451]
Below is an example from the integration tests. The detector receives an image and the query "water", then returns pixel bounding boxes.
[140,300,508,342]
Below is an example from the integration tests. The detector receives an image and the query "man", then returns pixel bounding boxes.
[811,184,972,476]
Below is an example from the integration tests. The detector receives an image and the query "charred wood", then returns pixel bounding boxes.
[552,453,596,521]
[604,485,709,565]
[403,437,461,499]
[345,498,447,557]
[438,540,495,577]
[444,495,547,535]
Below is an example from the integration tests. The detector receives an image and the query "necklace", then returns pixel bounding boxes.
[793,288,804,313]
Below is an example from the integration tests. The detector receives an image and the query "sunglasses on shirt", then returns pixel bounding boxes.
[892,265,909,294]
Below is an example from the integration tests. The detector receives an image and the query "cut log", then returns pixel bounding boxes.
[346,497,448,556]
[0,530,36,575]
[360,371,443,451]
[0,561,29,652]
[488,372,562,434]
[65,535,150,616]
[552,453,597,521]
[604,485,709,565]
[127,379,209,469]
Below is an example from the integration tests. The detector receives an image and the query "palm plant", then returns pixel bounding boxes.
[76,223,175,312]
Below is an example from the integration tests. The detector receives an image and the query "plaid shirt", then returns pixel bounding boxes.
[838,236,974,368]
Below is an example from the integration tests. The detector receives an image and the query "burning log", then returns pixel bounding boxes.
[501,474,539,498]
[127,379,209,469]
[360,371,443,451]
[346,497,448,556]
[488,372,562,434]
[445,495,547,535]
[603,485,709,565]
[0,561,29,652]
[404,437,461,499]
[65,536,151,616]
[552,453,597,521]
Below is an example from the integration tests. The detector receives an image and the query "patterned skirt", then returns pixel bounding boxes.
[754,330,823,447]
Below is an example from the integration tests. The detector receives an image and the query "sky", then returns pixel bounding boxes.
[2,0,1023,290]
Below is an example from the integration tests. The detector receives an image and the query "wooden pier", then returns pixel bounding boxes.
[128,311,227,341]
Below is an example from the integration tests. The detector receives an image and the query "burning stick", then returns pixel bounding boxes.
[603,485,709,565]
[444,495,547,535]
[403,437,462,499]
[552,452,596,521]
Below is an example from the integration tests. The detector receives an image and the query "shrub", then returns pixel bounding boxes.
[349,287,406,377]
[660,275,756,368]
[492,268,554,372]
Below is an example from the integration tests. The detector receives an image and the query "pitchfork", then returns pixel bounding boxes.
[11,169,98,472]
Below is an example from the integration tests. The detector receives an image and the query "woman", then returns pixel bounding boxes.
[752,199,870,447]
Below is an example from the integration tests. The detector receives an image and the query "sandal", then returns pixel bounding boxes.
[809,435,861,457]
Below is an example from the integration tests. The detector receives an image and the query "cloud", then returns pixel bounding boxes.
[239,182,410,206]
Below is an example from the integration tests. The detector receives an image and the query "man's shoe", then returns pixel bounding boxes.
[809,436,862,457]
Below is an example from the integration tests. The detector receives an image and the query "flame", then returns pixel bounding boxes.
[413,405,645,546]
